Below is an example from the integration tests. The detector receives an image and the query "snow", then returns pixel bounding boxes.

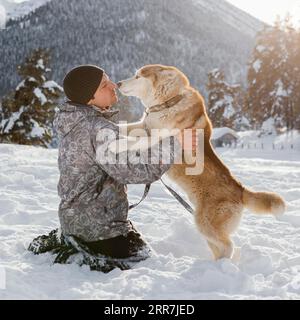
[235,116,251,129]
[212,127,238,140]
[0,106,25,134]
[253,59,262,73]
[43,80,63,93]
[16,80,26,91]
[237,130,300,151]
[36,58,44,70]
[223,101,235,119]
[192,0,263,37]
[16,77,37,91]
[30,119,45,138]
[33,88,47,105]
[274,80,289,98]
[0,142,299,299]
[257,45,266,53]
[210,68,221,78]
[210,97,236,119]
[0,0,50,22]
[261,118,276,135]
[0,3,5,29]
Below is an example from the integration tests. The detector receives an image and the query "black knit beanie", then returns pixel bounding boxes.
[63,65,104,104]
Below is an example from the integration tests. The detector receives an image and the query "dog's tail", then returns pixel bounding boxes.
[242,188,286,216]
[204,139,286,217]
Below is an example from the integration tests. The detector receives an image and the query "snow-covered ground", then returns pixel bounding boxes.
[0,140,299,300]
[237,130,300,151]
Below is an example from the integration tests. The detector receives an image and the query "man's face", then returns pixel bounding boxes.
[88,74,118,109]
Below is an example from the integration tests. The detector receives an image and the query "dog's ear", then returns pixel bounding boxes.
[140,67,151,78]
[163,70,176,78]
[140,66,162,85]
[141,65,166,77]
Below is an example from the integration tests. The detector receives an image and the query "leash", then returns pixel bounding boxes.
[160,178,194,215]
[129,183,152,211]
[128,180,194,216]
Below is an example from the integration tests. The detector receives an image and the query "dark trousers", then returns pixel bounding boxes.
[28,223,149,265]
[82,230,148,259]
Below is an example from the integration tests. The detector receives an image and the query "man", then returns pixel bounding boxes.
[28,65,195,272]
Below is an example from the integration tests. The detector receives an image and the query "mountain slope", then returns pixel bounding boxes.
[193,0,262,37]
[0,0,264,101]
[0,0,50,20]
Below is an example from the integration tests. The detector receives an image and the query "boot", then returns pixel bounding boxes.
[28,229,64,255]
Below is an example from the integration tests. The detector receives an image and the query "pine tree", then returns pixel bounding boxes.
[287,18,300,131]
[247,16,300,133]
[247,23,280,130]
[272,15,299,132]
[0,48,63,147]
[206,69,248,130]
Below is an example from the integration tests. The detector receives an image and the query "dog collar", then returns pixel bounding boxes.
[145,94,183,115]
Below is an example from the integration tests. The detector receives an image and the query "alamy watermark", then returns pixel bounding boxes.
[96,124,205,176]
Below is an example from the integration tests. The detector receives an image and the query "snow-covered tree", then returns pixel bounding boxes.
[233,111,251,132]
[0,48,63,147]
[287,18,300,132]
[206,69,248,130]
[295,114,300,131]
[247,16,300,132]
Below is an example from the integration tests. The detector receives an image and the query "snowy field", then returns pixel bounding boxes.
[0,141,299,300]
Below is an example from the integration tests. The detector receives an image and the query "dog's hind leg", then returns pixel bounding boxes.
[206,235,233,260]
[195,201,242,260]
[207,241,221,260]
[194,211,227,260]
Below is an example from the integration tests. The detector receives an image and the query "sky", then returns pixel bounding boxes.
[1,0,300,26]
[227,0,300,25]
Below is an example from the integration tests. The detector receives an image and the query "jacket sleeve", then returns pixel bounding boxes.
[91,120,181,185]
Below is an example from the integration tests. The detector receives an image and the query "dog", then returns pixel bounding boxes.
[117,64,286,260]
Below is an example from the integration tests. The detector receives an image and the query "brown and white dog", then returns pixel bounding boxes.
[118,64,286,260]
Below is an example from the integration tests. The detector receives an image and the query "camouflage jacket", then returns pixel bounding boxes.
[53,102,177,242]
